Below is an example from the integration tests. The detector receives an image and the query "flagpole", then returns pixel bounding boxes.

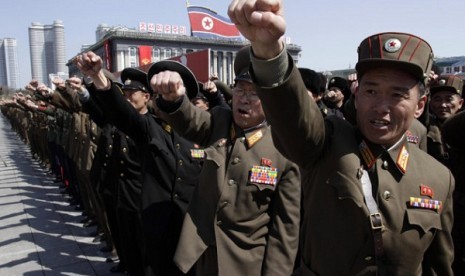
[186,0,190,7]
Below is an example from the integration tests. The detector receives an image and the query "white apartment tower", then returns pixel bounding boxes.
[0,38,19,89]
[28,20,67,86]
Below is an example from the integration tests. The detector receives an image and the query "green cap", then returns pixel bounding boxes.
[356,32,434,83]
[430,75,463,96]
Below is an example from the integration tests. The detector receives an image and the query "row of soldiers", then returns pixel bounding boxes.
[2,47,465,276]
[0,60,241,275]
[2,3,465,275]
[2,51,464,276]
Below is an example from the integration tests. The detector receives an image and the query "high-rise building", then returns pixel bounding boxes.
[0,38,19,89]
[28,20,67,86]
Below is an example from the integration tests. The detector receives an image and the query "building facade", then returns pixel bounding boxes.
[0,38,19,89]
[28,20,67,86]
[434,56,465,79]
[67,27,301,85]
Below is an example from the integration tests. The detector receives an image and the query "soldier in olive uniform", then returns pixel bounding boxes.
[153,51,301,275]
[427,75,463,167]
[228,1,454,275]
[436,82,465,275]
[75,52,203,276]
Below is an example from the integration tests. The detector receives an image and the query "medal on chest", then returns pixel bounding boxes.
[248,158,278,189]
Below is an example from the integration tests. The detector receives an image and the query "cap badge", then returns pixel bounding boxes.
[439,79,446,85]
[125,79,132,85]
[384,38,401,53]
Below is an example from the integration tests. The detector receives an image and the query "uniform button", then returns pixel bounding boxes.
[178,160,183,166]
[122,147,127,153]
[217,139,227,147]
[240,137,246,143]
[111,135,115,138]
[364,256,373,262]
[176,177,182,182]
[120,160,124,165]
[382,160,389,170]
[120,173,124,177]
[228,179,236,186]
[176,143,181,149]
[92,137,95,141]
[103,163,107,167]
[173,193,179,199]
[232,157,240,164]
[109,145,112,149]
[383,190,391,200]
[105,154,109,158]
[82,140,85,144]
[217,220,223,226]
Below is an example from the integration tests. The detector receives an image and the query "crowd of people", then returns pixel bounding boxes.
[0,0,464,275]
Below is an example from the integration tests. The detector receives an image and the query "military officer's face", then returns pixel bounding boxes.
[355,67,426,147]
[232,80,265,129]
[430,91,463,121]
[123,89,150,114]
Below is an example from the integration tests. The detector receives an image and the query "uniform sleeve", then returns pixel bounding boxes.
[262,161,301,276]
[443,111,465,151]
[157,96,214,147]
[90,82,150,144]
[253,54,326,169]
[421,171,454,275]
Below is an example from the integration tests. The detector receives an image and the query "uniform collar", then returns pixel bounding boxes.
[232,121,268,149]
[358,131,410,175]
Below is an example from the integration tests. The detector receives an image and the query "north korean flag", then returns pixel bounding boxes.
[187,6,242,40]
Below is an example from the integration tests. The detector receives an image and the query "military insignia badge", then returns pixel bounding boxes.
[420,184,434,198]
[261,158,272,167]
[161,122,172,133]
[396,145,409,173]
[409,197,442,212]
[249,165,278,188]
[384,38,401,53]
[190,149,205,159]
[246,129,263,148]
[125,79,132,85]
[359,140,375,169]
[406,130,419,144]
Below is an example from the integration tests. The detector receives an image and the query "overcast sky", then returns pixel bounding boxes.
[2,0,464,87]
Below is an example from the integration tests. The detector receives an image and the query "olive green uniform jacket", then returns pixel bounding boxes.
[252,51,454,275]
[159,97,301,276]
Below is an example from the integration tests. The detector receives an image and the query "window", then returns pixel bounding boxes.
[217,51,224,81]
[454,66,460,73]
[226,52,233,84]
[128,47,138,67]
[152,48,160,62]
[165,48,171,59]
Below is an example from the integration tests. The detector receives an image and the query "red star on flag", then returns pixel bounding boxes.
[204,18,212,28]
